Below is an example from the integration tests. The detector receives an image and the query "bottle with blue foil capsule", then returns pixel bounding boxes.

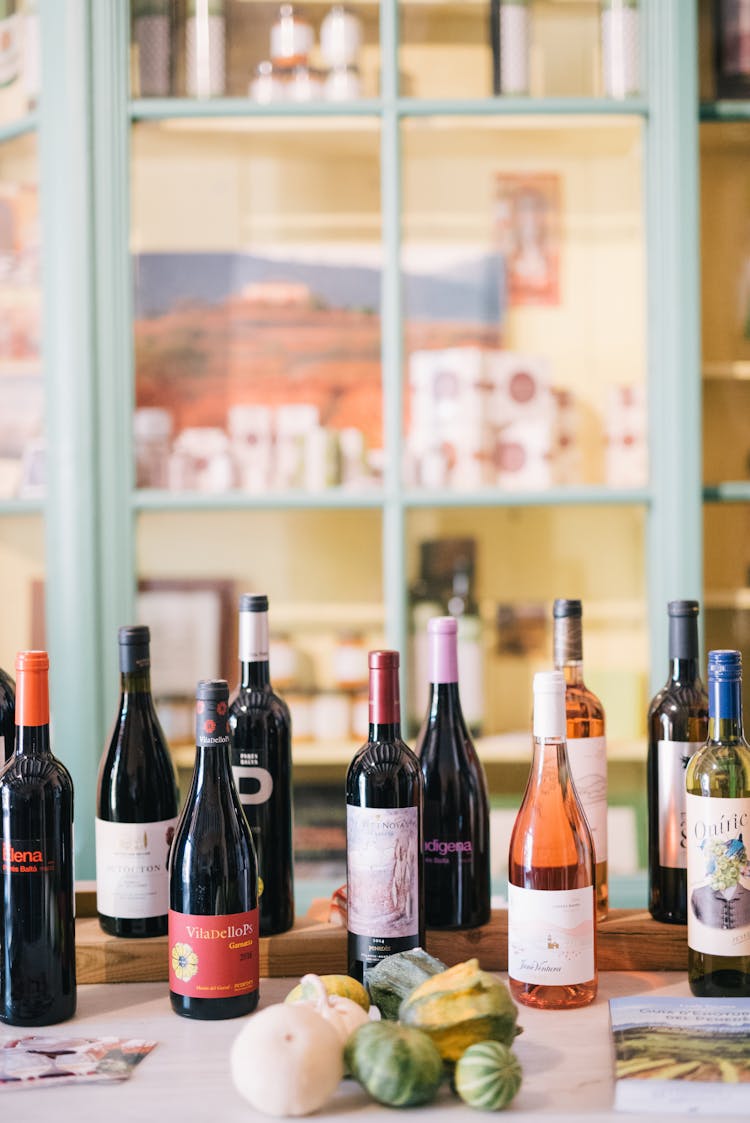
[686,650,750,996]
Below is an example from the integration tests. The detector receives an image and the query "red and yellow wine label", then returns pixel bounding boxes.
[168,909,259,1000]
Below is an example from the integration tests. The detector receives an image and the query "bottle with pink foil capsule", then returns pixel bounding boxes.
[346,650,424,983]
[416,616,491,929]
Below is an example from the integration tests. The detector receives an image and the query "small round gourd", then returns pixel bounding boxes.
[230,1002,343,1116]
[344,1020,444,1108]
[454,1040,523,1112]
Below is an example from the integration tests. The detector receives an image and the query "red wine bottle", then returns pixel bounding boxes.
[169,679,259,1020]
[508,670,597,1010]
[96,626,180,938]
[0,662,14,764]
[346,650,424,983]
[0,651,76,1025]
[416,616,491,929]
[647,601,708,924]
[228,594,294,937]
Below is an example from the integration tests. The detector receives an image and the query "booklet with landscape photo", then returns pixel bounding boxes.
[609,994,750,1115]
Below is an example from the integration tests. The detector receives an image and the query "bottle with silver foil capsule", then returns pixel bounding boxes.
[416,616,490,929]
[508,670,597,1010]
[96,625,180,938]
[0,651,76,1026]
[553,598,608,921]
[169,680,260,1019]
[228,594,294,936]
[346,650,424,983]
[647,601,708,924]
[686,650,750,997]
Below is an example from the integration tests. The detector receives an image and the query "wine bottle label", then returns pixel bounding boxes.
[686,794,750,956]
[168,908,259,1000]
[231,763,274,806]
[95,817,177,919]
[507,883,595,985]
[1,839,55,874]
[346,805,420,940]
[566,736,607,861]
[657,740,704,869]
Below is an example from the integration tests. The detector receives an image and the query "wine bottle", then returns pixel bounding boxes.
[169,679,260,1020]
[0,662,15,764]
[508,670,597,1010]
[346,650,424,983]
[95,625,180,938]
[686,649,750,997]
[228,593,294,937]
[0,651,76,1025]
[416,616,491,929]
[647,601,708,924]
[553,598,608,921]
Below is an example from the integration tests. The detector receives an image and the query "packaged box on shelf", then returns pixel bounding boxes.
[487,351,556,424]
[495,415,557,490]
[603,384,648,487]
[227,404,273,493]
[168,427,235,491]
[407,347,495,490]
[275,403,320,490]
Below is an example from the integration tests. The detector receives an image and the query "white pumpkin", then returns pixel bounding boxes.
[230,1002,344,1117]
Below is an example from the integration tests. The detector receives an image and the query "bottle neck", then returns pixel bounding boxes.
[368,662,400,729]
[14,724,52,757]
[530,735,571,790]
[668,614,700,684]
[426,681,462,723]
[241,660,270,690]
[120,668,153,696]
[708,677,744,742]
[369,721,402,743]
[553,618,583,680]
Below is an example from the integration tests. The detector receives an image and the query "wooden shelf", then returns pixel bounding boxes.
[74,907,687,985]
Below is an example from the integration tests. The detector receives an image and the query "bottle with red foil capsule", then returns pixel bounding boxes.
[169,679,259,1020]
[346,650,424,983]
[0,651,76,1026]
[508,670,597,1010]
[416,616,491,929]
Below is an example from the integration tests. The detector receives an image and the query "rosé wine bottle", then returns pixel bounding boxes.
[508,670,597,1010]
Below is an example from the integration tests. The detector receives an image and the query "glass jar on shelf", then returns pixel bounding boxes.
[132,0,172,98]
[600,0,640,100]
[286,64,324,103]
[185,0,226,98]
[320,5,362,69]
[323,63,362,102]
[248,59,287,104]
[270,4,314,68]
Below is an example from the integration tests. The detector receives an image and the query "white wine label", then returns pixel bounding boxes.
[95,817,177,920]
[566,736,607,861]
[657,740,704,869]
[346,805,419,939]
[686,795,750,957]
[508,883,595,986]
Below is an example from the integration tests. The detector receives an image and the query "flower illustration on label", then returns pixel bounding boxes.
[699,833,748,892]
[172,941,199,982]
[217,701,227,716]
[204,719,216,734]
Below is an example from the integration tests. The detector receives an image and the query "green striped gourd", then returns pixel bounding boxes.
[344,1021,444,1108]
[454,1040,523,1111]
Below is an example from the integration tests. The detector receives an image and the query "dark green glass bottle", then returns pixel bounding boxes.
[686,649,750,996]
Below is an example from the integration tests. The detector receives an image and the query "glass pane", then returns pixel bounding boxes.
[130,0,380,101]
[131,118,382,494]
[704,503,750,714]
[137,503,384,757]
[406,504,648,741]
[0,513,44,671]
[401,116,646,492]
[398,0,642,100]
[0,132,42,501]
[701,122,750,486]
[0,2,38,126]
